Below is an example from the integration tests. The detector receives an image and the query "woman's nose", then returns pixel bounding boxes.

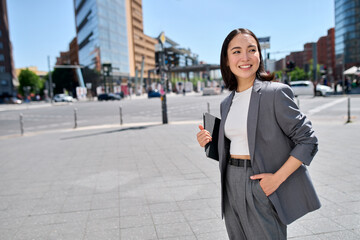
[239,52,249,61]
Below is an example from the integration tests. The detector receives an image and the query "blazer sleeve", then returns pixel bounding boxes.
[274,84,318,166]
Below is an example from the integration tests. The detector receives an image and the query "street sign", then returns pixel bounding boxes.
[258,36,270,50]
[260,43,270,49]
[258,37,270,42]
[160,32,166,45]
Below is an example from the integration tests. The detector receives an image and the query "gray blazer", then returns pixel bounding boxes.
[218,79,321,225]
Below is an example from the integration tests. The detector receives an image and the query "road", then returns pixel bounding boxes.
[0,92,359,137]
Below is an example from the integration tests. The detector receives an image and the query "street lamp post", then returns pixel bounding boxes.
[342,53,345,95]
[159,32,168,124]
[47,56,54,103]
[160,45,168,124]
[102,63,112,93]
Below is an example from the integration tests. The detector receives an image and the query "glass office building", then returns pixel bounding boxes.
[74,0,130,75]
[335,0,360,70]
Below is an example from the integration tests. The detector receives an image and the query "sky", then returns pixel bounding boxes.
[8,0,334,71]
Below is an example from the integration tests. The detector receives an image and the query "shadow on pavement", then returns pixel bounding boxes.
[60,124,161,140]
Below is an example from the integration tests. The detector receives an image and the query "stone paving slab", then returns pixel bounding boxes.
[0,115,360,239]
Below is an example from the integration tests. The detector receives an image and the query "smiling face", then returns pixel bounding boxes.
[226,33,260,87]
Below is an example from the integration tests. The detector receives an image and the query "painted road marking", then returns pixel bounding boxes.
[307,98,347,116]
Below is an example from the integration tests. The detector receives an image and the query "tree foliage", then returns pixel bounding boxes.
[18,69,44,96]
[289,67,309,81]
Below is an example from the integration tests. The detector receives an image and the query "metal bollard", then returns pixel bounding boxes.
[119,107,123,125]
[207,102,210,113]
[74,108,78,128]
[161,95,168,124]
[346,97,351,123]
[19,113,24,135]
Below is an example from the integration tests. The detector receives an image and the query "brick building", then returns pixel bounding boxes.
[0,0,16,97]
[285,51,304,69]
[326,28,336,82]
[56,37,79,66]
[317,36,327,66]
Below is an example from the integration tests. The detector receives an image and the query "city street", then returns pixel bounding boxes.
[0,92,360,239]
[3,0,359,238]
[0,92,359,137]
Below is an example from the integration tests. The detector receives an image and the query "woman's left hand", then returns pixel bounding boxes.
[250,173,282,196]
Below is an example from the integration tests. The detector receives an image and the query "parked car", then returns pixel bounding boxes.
[115,92,124,98]
[53,94,73,102]
[148,90,161,98]
[289,80,333,97]
[202,87,221,96]
[11,97,22,104]
[289,81,314,96]
[97,93,121,101]
[315,84,333,96]
[2,97,22,104]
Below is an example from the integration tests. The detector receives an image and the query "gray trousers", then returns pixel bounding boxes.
[224,163,287,240]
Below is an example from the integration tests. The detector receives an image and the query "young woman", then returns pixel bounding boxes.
[197,28,320,240]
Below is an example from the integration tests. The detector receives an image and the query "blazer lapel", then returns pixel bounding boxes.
[221,91,235,123]
[248,79,262,171]
[219,91,235,171]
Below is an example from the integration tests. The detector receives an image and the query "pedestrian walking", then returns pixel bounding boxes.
[196,28,320,240]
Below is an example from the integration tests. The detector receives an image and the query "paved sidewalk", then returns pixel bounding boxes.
[0,116,360,239]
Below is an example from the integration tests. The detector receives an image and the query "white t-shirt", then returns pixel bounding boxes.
[224,87,252,156]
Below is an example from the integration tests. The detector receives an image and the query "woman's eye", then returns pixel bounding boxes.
[249,49,256,53]
[233,51,240,54]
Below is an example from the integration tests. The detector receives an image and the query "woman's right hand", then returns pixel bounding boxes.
[196,125,212,147]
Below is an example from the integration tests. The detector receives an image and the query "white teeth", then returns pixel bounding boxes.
[239,65,251,68]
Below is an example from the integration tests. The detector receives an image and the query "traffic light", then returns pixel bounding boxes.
[286,61,295,70]
[155,52,160,74]
[320,65,327,77]
[102,63,112,76]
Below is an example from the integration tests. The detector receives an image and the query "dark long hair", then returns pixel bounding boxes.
[220,28,274,91]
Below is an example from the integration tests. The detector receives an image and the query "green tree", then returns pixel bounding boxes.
[18,69,43,96]
[289,67,309,81]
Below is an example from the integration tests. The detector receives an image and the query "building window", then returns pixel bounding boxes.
[0,42,3,49]
[0,30,2,37]
[1,79,7,86]
[0,54,4,61]
[0,66,5,72]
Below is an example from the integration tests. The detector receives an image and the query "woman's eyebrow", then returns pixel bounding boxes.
[230,46,241,51]
[230,44,257,51]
